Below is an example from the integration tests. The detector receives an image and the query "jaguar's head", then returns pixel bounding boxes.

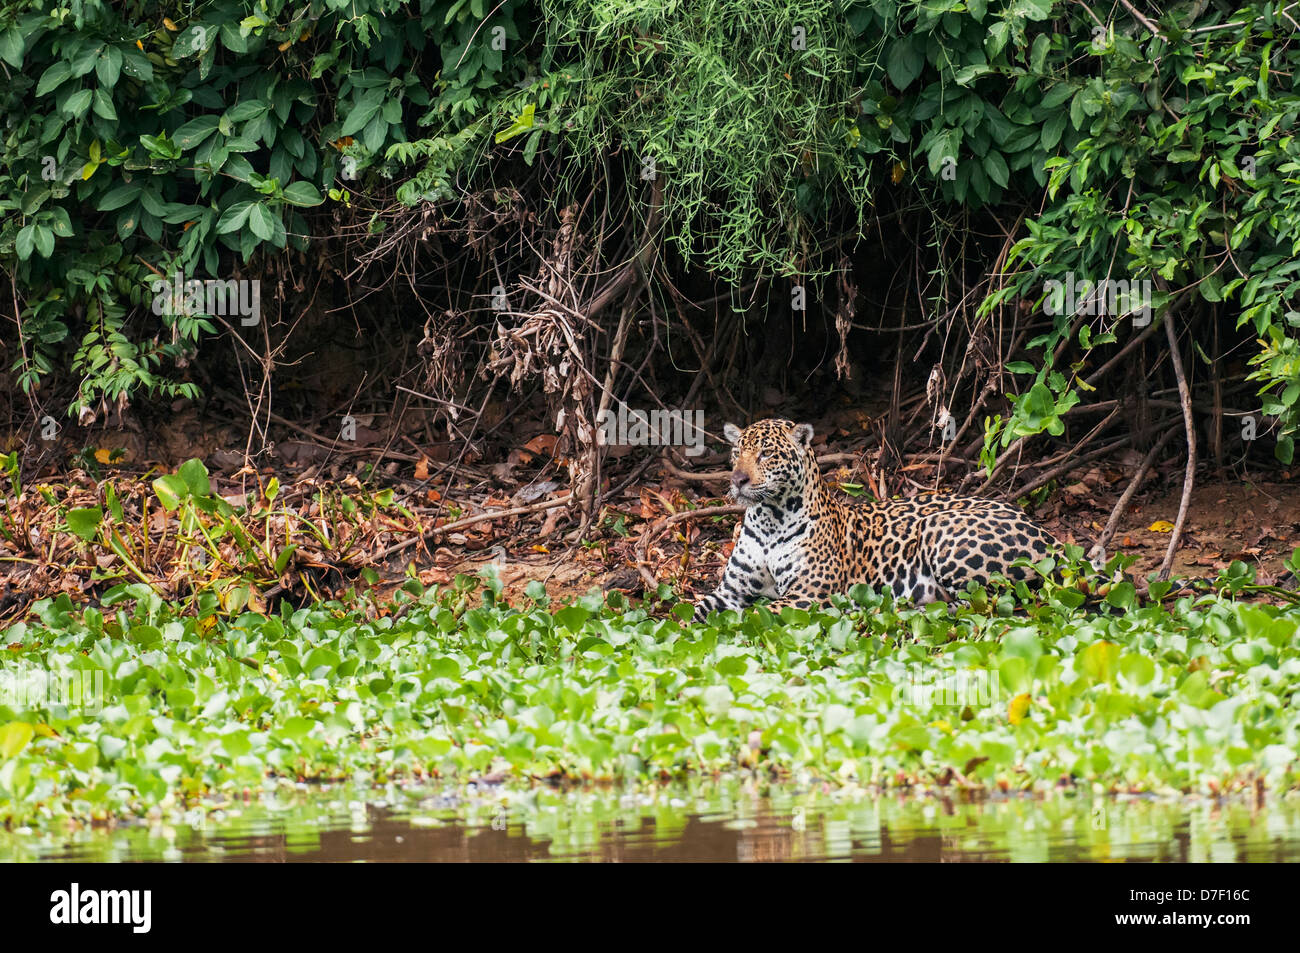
[723,418,816,507]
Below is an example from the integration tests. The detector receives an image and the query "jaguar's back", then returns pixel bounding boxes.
[839,495,1055,603]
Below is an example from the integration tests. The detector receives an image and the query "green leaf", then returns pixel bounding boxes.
[427,657,460,679]
[1105,581,1136,610]
[1020,0,1056,20]
[273,544,299,575]
[225,100,269,123]
[66,506,103,542]
[555,605,591,631]
[362,111,388,153]
[0,27,24,68]
[926,127,961,176]
[36,61,71,96]
[983,151,1009,188]
[1069,90,1088,130]
[46,207,73,238]
[280,716,315,741]
[0,723,34,759]
[97,184,142,211]
[886,36,925,91]
[221,731,252,757]
[1029,34,1051,73]
[248,203,277,241]
[173,115,221,150]
[1040,84,1073,109]
[281,181,324,207]
[494,103,536,144]
[1001,628,1043,665]
[216,201,254,234]
[62,88,93,118]
[1080,640,1119,682]
[985,20,1010,57]
[92,88,117,120]
[96,46,123,86]
[121,47,153,82]
[341,88,385,137]
[1041,112,1066,150]
[152,473,189,510]
[179,458,211,497]
[32,226,53,258]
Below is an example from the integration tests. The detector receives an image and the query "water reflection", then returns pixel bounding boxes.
[5,780,1298,862]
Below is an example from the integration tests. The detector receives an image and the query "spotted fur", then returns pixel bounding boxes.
[694,419,1058,619]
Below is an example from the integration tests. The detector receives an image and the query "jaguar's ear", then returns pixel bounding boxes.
[723,423,744,445]
[791,422,815,448]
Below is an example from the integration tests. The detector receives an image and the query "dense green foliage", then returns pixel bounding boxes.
[3,565,1299,828]
[541,0,872,277]
[0,0,532,409]
[3,0,1299,458]
[967,2,1300,464]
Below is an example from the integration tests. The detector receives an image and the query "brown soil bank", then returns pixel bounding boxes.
[2,404,1295,621]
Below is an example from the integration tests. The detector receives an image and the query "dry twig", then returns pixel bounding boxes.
[1160,314,1197,580]
[634,504,745,591]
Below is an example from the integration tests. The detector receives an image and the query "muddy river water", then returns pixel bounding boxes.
[5,780,1299,862]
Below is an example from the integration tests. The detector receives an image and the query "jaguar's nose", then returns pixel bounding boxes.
[731,470,750,490]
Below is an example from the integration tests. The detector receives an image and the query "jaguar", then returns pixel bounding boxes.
[694,418,1058,619]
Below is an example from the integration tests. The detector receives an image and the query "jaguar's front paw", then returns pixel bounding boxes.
[692,596,721,623]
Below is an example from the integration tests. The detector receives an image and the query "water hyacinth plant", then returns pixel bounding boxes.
[2,564,1298,830]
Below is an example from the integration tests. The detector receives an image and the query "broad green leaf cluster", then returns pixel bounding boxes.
[2,572,1298,830]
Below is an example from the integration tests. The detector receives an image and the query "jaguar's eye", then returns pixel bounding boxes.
[755,452,766,464]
